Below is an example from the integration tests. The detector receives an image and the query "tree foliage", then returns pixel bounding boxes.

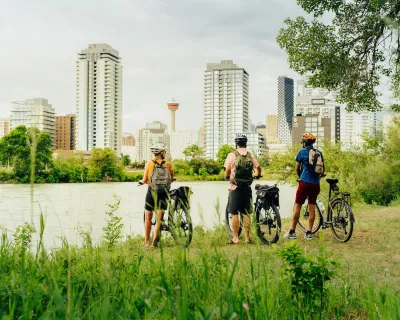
[216,144,235,165]
[265,119,400,205]
[0,126,53,182]
[183,144,204,159]
[121,154,131,167]
[277,0,400,112]
[88,148,124,182]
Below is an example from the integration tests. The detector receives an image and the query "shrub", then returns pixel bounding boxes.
[0,170,14,182]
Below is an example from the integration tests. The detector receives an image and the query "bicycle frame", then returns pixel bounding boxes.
[324,181,355,225]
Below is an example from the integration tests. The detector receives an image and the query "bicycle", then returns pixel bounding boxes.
[225,177,282,245]
[139,181,193,247]
[297,178,355,242]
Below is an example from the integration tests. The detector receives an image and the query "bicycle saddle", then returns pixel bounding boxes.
[326,178,339,184]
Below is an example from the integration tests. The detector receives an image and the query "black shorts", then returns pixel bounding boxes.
[228,187,253,215]
[144,188,168,211]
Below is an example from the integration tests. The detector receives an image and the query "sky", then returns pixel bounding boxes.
[0,0,306,136]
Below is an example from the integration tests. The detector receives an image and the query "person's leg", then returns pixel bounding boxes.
[308,204,316,231]
[243,214,251,242]
[243,187,253,243]
[231,214,240,243]
[285,182,306,239]
[307,183,320,233]
[144,210,153,244]
[291,203,302,231]
[152,209,164,246]
[229,189,240,243]
[143,188,155,245]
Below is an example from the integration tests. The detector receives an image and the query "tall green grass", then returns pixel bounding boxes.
[0,217,399,319]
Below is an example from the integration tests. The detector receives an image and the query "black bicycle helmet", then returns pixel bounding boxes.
[234,134,248,146]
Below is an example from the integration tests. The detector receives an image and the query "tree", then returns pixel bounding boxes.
[88,148,124,182]
[183,144,204,159]
[0,126,53,182]
[216,144,235,165]
[276,0,400,113]
[121,154,131,167]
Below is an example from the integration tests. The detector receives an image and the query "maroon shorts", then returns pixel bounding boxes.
[295,181,320,205]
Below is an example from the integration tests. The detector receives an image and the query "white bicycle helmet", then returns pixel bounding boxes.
[150,143,166,155]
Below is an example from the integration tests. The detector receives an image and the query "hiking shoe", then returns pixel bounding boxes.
[305,232,312,240]
[284,230,296,239]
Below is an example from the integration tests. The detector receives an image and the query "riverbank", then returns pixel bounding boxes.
[0,204,398,319]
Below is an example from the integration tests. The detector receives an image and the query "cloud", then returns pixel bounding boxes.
[0,0,304,135]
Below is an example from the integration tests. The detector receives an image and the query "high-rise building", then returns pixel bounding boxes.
[297,76,329,97]
[340,107,377,147]
[138,121,170,163]
[170,131,199,159]
[255,125,267,139]
[246,133,267,157]
[292,114,332,148]
[204,60,249,159]
[122,132,136,147]
[54,114,76,150]
[277,76,294,145]
[10,98,55,139]
[121,132,137,161]
[377,106,400,130]
[198,123,205,150]
[296,97,341,142]
[0,117,10,139]
[266,114,280,143]
[76,44,123,153]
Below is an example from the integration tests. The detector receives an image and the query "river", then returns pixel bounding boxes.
[0,181,296,247]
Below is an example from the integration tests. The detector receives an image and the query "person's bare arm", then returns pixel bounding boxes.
[225,167,231,179]
[141,162,150,184]
[255,165,262,177]
[166,163,174,180]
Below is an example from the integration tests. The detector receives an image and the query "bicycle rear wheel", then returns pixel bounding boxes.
[225,204,243,238]
[255,204,281,245]
[330,199,354,242]
[168,203,193,247]
[297,200,322,234]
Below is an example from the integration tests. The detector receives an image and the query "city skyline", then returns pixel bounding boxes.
[0,0,305,136]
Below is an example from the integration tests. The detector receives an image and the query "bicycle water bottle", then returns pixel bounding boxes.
[316,199,326,222]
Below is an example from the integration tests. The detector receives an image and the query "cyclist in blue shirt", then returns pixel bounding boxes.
[284,133,323,240]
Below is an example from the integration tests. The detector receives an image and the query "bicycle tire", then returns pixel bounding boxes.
[297,201,322,234]
[329,198,354,242]
[255,204,281,245]
[225,204,243,238]
[168,203,193,247]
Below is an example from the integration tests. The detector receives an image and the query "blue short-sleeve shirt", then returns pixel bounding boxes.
[295,146,323,184]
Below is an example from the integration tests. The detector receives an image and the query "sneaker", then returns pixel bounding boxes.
[284,230,296,239]
[305,232,312,240]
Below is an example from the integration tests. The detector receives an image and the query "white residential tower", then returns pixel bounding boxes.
[204,60,249,159]
[76,44,123,153]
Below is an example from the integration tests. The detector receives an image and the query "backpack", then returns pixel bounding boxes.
[149,161,171,194]
[233,150,254,187]
[308,148,325,176]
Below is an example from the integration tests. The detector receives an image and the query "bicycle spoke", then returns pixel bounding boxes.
[256,206,280,245]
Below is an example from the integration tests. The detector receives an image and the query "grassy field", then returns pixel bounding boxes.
[0,204,399,319]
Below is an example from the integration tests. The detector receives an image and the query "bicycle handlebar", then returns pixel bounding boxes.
[138,178,176,186]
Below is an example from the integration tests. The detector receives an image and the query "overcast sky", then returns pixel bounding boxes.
[0,0,306,136]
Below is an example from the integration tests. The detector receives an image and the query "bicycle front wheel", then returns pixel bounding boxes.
[168,203,193,247]
[297,200,322,234]
[255,204,281,245]
[329,199,354,242]
[225,204,243,238]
